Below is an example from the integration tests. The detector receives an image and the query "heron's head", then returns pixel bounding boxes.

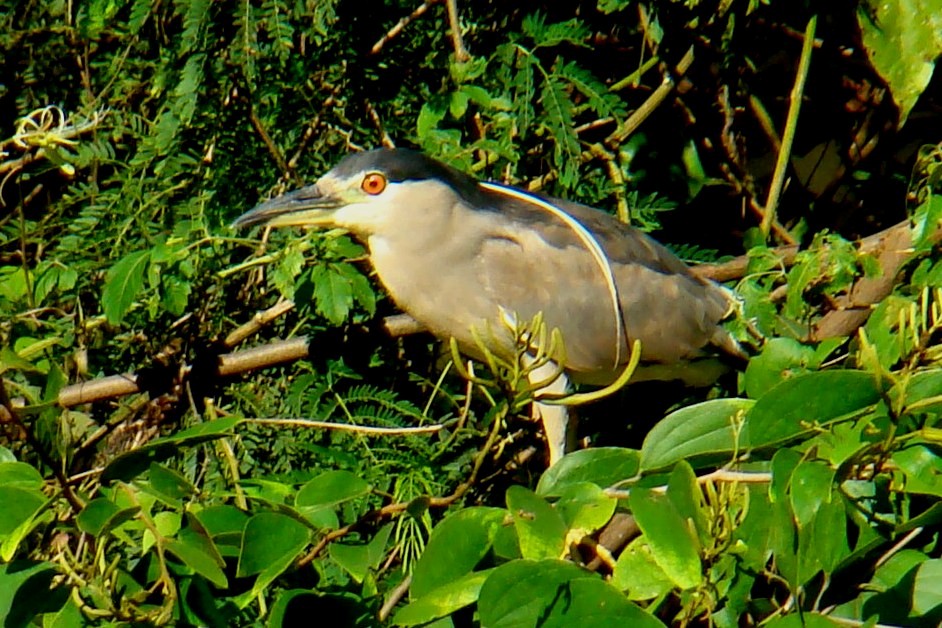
[232,148,481,237]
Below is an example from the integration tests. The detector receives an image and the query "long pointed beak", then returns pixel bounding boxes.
[231,184,345,229]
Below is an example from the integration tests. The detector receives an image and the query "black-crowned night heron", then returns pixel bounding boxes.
[234,148,744,464]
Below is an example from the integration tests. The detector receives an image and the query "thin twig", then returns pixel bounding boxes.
[250,418,443,436]
[445,0,470,61]
[224,299,295,348]
[760,15,817,238]
[365,100,396,149]
[586,143,630,223]
[0,380,85,511]
[296,404,507,568]
[378,574,412,621]
[370,0,439,56]
[606,469,772,499]
[604,47,695,149]
[247,103,295,183]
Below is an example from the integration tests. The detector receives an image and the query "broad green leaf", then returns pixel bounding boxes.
[743,338,816,399]
[764,614,842,627]
[330,543,371,584]
[612,537,675,600]
[411,507,505,598]
[101,418,242,483]
[802,498,848,579]
[0,561,65,627]
[789,460,834,528]
[76,498,139,537]
[295,470,370,511]
[540,577,665,627]
[478,559,665,628]
[858,0,942,125]
[269,590,319,628]
[769,449,801,585]
[537,447,640,495]
[0,462,43,489]
[506,485,566,560]
[477,559,592,627]
[148,462,198,503]
[666,461,709,546]
[143,511,181,554]
[733,485,776,571]
[902,368,942,415]
[166,524,228,588]
[0,487,47,536]
[198,504,249,537]
[394,570,491,626]
[329,526,391,583]
[0,447,15,463]
[640,399,754,472]
[0,500,53,562]
[744,371,882,448]
[893,445,942,496]
[102,249,150,325]
[630,488,702,590]
[554,482,616,532]
[236,512,310,578]
[861,549,927,622]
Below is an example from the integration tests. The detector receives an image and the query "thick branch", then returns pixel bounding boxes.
[3,218,935,419]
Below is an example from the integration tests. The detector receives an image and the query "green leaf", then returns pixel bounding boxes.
[640,399,754,472]
[858,0,942,125]
[295,470,370,511]
[477,559,591,627]
[537,447,640,495]
[539,74,580,187]
[611,537,675,600]
[334,262,376,316]
[329,524,391,583]
[394,570,491,626]
[411,507,505,598]
[236,512,310,578]
[101,418,242,483]
[148,462,198,503]
[76,498,139,537]
[554,482,616,532]
[629,488,702,590]
[478,559,664,628]
[764,614,843,627]
[598,0,633,14]
[903,368,942,415]
[744,371,882,448]
[666,461,709,546]
[789,460,834,528]
[310,263,354,325]
[893,445,942,496]
[802,498,848,579]
[743,338,817,399]
[0,487,47,536]
[506,485,566,560]
[272,244,305,299]
[102,249,150,325]
[166,524,228,588]
[0,462,44,489]
[0,561,66,627]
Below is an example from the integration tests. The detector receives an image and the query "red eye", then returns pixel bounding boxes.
[361,173,387,195]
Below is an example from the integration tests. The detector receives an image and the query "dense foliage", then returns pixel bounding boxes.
[1,0,942,625]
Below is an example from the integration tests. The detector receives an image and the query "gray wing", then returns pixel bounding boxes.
[475,190,739,377]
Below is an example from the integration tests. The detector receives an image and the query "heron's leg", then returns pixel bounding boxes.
[526,359,575,465]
